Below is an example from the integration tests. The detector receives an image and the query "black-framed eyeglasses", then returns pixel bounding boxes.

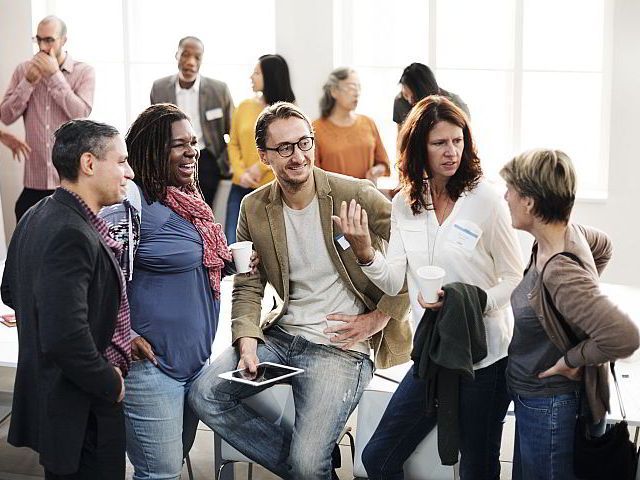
[264,136,314,158]
[32,35,59,45]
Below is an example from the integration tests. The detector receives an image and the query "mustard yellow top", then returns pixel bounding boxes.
[228,98,274,186]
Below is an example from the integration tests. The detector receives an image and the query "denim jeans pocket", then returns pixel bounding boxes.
[516,394,551,413]
[317,342,371,363]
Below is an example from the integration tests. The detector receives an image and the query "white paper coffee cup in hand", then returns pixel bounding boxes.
[416,266,446,303]
[229,241,253,274]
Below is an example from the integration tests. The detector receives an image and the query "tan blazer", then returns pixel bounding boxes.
[232,168,412,369]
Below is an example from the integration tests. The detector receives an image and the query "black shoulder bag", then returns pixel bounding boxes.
[542,252,638,480]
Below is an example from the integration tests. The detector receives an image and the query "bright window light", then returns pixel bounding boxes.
[335,0,610,197]
[31,0,275,134]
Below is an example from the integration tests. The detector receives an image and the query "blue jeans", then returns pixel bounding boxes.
[188,326,374,480]
[124,360,202,480]
[363,357,509,480]
[224,184,253,244]
[512,391,581,480]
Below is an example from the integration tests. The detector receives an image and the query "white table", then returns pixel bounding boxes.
[0,260,17,368]
[0,313,17,368]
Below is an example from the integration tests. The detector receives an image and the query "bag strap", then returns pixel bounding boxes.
[609,362,626,419]
[540,251,583,345]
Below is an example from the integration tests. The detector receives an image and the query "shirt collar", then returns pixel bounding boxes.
[59,52,74,73]
[175,74,200,95]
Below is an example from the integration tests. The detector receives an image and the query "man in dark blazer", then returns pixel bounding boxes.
[150,36,234,207]
[1,119,134,479]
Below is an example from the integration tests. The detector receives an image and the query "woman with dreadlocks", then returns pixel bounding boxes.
[101,103,249,479]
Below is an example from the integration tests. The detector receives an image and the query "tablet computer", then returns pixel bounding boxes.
[218,362,304,386]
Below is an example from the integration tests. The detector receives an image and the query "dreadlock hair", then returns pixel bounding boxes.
[126,103,197,203]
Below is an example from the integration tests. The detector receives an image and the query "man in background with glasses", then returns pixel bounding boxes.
[189,102,411,479]
[0,15,95,222]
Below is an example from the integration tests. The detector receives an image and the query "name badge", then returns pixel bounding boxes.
[448,220,482,251]
[205,108,223,121]
[335,234,351,250]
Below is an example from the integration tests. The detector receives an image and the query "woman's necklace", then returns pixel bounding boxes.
[426,187,453,266]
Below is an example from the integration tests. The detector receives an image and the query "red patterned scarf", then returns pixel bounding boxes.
[163,186,231,298]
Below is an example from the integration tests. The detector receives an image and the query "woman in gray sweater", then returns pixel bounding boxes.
[500,148,639,480]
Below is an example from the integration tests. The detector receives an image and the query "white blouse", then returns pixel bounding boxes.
[362,179,523,369]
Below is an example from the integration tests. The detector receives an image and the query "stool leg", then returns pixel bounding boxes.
[185,453,194,480]
[216,460,234,480]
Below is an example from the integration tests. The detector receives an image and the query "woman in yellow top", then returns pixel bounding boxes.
[225,54,295,243]
[313,67,390,182]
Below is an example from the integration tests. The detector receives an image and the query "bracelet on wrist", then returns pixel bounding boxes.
[356,252,375,267]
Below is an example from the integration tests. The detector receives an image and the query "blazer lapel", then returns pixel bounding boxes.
[265,186,289,299]
[54,190,125,294]
[315,170,356,290]
[166,76,178,105]
[198,81,216,155]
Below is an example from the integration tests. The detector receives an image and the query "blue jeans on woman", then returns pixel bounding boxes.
[512,391,581,480]
[123,360,203,480]
[224,184,254,244]
[362,357,509,480]
[188,326,374,480]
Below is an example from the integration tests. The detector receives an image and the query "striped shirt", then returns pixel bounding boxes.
[61,187,132,375]
[0,54,95,190]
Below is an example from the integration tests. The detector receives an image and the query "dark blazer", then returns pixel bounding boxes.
[150,74,234,176]
[1,189,124,475]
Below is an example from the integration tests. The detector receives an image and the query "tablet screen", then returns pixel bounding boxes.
[232,364,298,383]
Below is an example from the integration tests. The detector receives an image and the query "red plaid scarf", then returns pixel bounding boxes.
[61,188,132,375]
[163,185,231,298]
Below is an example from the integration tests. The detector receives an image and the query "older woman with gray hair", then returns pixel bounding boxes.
[501,149,639,480]
[312,67,389,181]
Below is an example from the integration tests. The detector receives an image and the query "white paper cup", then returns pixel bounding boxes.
[229,241,253,274]
[416,266,446,303]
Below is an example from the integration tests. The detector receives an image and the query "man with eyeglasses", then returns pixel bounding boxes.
[189,102,411,480]
[150,36,233,208]
[0,15,95,222]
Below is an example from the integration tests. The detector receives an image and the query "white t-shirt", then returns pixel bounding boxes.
[175,75,205,150]
[278,197,369,355]
[362,179,523,369]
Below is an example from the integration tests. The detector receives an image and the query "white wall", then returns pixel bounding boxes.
[1,0,638,285]
[0,0,32,257]
[569,0,640,286]
[274,0,334,119]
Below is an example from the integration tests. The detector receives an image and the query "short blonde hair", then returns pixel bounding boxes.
[500,149,576,223]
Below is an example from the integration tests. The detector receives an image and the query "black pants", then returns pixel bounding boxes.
[44,406,125,480]
[15,187,55,222]
[198,148,222,208]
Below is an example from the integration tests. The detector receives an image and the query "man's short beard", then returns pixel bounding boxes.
[279,176,306,193]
